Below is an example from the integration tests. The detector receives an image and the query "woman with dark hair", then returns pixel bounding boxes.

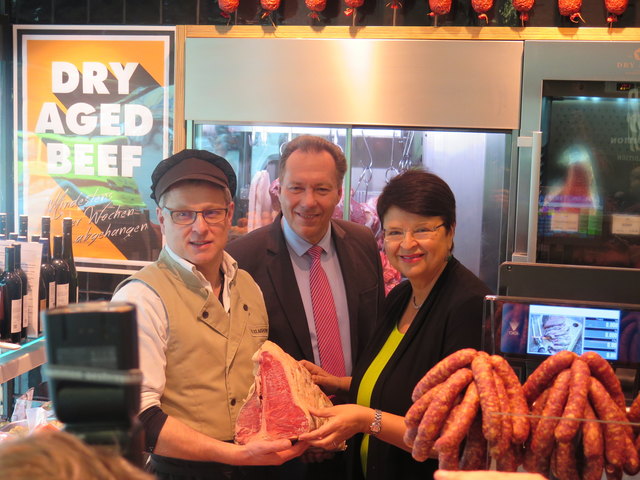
[299,169,492,480]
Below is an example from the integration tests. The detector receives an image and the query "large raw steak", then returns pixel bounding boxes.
[235,340,336,444]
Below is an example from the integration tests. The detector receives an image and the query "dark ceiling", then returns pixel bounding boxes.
[4,0,640,28]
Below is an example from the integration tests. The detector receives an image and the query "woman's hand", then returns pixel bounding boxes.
[297,404,373,450]
[299,360,351,396]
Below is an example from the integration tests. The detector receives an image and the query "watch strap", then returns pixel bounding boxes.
[369,409,382,436]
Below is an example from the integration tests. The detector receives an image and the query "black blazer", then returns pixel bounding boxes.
[348,258,493,480]
[226,214,385,368]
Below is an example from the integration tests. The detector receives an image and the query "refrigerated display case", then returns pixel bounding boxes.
[537,80,640,268]
[515,41,640,271]
[185,37,523,291]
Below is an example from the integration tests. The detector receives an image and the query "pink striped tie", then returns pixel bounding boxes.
[307,245,346,377]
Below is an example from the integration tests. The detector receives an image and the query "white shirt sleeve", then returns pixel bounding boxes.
[112,280,168,413]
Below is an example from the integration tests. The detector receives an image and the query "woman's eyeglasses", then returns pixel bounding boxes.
[382,223,445,244]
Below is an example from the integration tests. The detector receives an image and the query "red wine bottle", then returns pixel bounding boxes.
[40,216,51,261]
[1,246,23,343]
[51,235,70,307]
[13,243,29,340]
[62,218,79,303]
[39,237,56,311]
[32,235,47,335]
[0,213,7,240]
[18,215,29,238]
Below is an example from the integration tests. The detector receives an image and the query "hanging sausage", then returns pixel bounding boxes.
[558,0,585,23]
[261,0,281,23]
[605,0,628,25]
[471,0,494,24]
[428,0,452,20]
[218,0,239,19]
[512,0,534,25]
[344,0,364,20]
[305,0,326,19]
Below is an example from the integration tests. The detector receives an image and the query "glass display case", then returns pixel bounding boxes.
[536,80,640,269]
[193,123,512,291]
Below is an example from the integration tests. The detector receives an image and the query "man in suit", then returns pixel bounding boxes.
[226,135,384,479]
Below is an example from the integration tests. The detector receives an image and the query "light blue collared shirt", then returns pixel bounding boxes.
[281,216,352,376]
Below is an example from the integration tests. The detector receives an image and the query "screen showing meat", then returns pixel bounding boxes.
[525,304,620,359]
[488,296,640,365]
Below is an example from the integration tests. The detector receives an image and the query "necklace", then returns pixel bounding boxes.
[411,295,424,310]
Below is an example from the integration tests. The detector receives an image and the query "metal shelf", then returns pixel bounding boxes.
[0,337,47,385]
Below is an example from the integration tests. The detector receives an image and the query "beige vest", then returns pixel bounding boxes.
[118,249,268,440]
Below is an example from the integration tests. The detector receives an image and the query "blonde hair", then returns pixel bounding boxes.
[0,429,152,480]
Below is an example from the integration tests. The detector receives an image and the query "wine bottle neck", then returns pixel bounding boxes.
[41,240,51,263]
[5,248,14,271]
[53,236,63,258]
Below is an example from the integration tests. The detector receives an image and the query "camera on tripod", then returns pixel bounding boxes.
[42,301,144,466]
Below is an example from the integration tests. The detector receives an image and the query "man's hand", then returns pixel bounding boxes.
[300,446,335,463]
[232,439,309,465]
[297,404,369,451]
[299,360,351,396]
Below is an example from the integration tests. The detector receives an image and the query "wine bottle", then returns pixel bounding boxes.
[41,216,51,260]
[51,235,70,307]
[39,237,56,311]
[62,218,79,303]
[0,246,23,343]
[0,213,7,240]
[41,217,50,239]
[13,243,29,340]
[32,235,47,335]
[18,215,29,238]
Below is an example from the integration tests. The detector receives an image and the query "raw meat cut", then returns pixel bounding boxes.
[235,341,340,445]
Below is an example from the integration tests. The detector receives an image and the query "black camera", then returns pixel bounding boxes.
[43,301,144,466]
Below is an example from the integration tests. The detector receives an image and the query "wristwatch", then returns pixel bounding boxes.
[369,409,382,436]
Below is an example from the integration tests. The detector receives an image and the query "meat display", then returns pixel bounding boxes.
[235,341,338,444]
[405,348,640,479]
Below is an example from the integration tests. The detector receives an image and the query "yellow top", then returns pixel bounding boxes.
[356,325,405,477]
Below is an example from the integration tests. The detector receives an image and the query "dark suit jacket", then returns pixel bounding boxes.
[348,257,493,480]
[226,214,385,369]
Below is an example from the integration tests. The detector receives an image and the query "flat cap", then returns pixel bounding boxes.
[150,149,237,203]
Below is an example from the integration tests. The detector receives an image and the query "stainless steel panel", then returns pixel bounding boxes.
[515,41,640,259]
[185,38,523,130]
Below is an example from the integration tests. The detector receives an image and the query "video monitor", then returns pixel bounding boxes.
[485,295,640,365]
[537,80,640,268]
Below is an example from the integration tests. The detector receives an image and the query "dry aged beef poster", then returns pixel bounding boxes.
[14,26,175,264]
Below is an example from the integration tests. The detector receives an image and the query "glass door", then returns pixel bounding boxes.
[536,80,640,269]
[193,123,512,292]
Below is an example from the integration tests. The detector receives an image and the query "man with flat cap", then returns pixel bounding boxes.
[112,149,307,480]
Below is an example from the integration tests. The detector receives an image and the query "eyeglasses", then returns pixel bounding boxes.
[163,207,228,225]
[382,223,445,244]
